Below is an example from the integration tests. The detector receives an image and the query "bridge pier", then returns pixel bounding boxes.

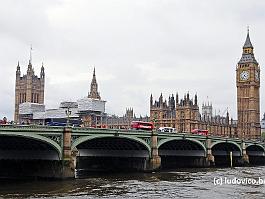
[206,138,215,166]
[241,141,249,166]
[206,154,215,166]
[145,131,161,171]
[61,127,75,178]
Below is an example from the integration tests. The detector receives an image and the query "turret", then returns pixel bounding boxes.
[150,94,153,107]
[170,94,175,110]
[226,110,229,124]
[159,93,163,107]
[176,92,179,105]
[27,59,34,74]
[194,93,198,106]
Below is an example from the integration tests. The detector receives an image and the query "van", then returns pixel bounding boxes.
[158,127,176,133]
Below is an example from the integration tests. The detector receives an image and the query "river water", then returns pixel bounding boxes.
[0,166,265,199]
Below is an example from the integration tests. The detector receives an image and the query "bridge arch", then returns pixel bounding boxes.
[246,144,265,156]
[246,144,265,165]
[158,137,207,155]
[246,144,265,152]
[72,134,152,172]
[157,137,207,168]
[72,134,152,156]
[0,133,62,160]
[211,140,242,166]
[211,141,242,156]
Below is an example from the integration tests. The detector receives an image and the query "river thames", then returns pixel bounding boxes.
[0,166,264,198]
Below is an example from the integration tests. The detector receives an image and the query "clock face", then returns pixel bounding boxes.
[240,71,249,81]
[255,71,259,81]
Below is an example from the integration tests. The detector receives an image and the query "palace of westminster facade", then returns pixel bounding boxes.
[150,31,261,139]
[14,31,261,139]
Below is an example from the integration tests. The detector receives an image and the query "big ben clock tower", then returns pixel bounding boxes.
[236,29,261,139]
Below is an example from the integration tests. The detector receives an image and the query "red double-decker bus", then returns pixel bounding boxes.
[191,129,208,136]
[131,121,154,131]
[0,117,7,125]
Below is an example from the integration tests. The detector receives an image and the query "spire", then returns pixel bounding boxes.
[150,93,153,106]
[170,94,175,110]
[29,44,33,64]
[27,45,34,73]
[40,62,45,79]
[195,93,198,106]
[226,110,229,124]
[159,93,163,102]
[243,27,253,49]
[159,93,163,107]
[92,67,96,82]
[88,67,101,100]
[16,61,20,70]
[238,28,257,64]
[16,61,20,77]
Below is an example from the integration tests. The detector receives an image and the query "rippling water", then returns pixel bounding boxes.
[0,167,265,199]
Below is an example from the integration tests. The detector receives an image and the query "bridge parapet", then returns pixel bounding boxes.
[72,127,152,136]
[0,124,64,133]
[1,126,265,177]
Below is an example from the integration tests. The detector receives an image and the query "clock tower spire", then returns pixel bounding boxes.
[236,29,260,139]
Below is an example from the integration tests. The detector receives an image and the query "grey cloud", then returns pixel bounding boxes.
[0,0,265,121]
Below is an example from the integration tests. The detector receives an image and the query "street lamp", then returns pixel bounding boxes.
[152,114,158,130]
[65,107,72,126]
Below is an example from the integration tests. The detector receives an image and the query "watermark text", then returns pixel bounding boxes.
[214,177,265,186]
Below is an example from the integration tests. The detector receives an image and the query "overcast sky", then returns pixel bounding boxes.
[0,0,265,121]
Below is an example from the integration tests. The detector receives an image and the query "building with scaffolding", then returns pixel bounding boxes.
[18,68,106,127]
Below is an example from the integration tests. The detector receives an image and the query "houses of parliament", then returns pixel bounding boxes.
[14,59,45,123]
[14,31,261,139]
[150,30,261,139]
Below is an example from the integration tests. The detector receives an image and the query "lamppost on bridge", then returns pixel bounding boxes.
[152,115,158,130]
[65,107,72,126]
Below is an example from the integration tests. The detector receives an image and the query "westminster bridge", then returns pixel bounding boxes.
[0,125,264,179]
